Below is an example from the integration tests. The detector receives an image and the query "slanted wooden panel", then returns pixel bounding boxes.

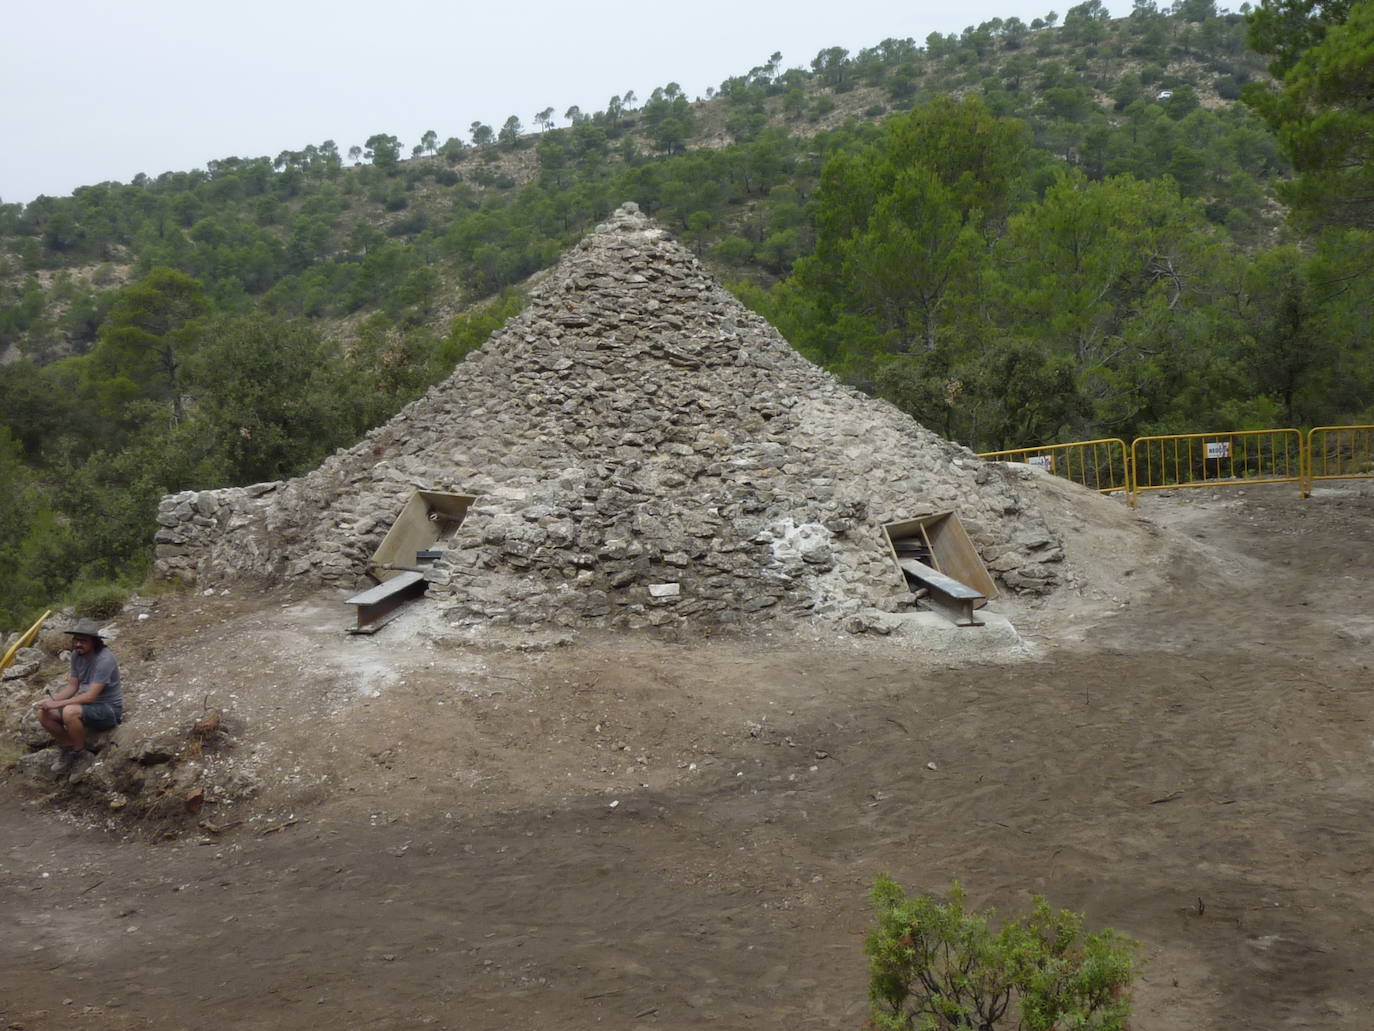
[882,514,935,587]
[370,490,476,577]
[882,512,997,604]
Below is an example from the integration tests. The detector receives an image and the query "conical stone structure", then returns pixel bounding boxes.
[155,204,1067,630]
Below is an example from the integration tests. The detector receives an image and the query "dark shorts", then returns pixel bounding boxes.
[80,702,121,731]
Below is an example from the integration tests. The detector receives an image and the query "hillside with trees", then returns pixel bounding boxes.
[1,0,1371,628]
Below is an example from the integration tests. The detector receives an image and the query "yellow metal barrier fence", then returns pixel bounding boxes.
[980,425,1374,504]
[977,438,1131,495]
[1306,425,1374,494]
[1132,429,1305,501]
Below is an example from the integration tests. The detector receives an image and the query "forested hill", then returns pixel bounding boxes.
[1,2,1277,369]
[2,0,1371,629]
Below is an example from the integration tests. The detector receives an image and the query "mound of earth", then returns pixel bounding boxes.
[153,203,1110,632]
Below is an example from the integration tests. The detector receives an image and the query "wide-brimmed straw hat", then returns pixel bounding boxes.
[65,618,104,640]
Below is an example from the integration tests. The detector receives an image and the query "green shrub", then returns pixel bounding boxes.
[809,96,837,121]
[865,878,1135,1030]
[433,291,526,372]
[70,582,128,620]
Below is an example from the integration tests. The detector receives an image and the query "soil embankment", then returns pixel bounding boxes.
[3,484,1372,1030]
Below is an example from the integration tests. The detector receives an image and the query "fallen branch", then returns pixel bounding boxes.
[199,818,244,835]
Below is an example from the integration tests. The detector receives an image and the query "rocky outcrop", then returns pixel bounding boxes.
[155,204,1065,629]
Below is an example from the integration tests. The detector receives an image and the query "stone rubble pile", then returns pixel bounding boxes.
[155,203,1066,630]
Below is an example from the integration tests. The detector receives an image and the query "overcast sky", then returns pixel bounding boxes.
[1,0,1135,205]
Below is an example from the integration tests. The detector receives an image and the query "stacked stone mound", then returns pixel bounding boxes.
[155,203,1066,630]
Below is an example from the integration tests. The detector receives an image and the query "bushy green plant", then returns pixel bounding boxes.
[809,96,837,121]
[865,878,1135,1031]
[433,291,526,372]
[70,582,128,620]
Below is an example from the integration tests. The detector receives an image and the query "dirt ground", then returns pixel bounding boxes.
[3,482,1372,1030]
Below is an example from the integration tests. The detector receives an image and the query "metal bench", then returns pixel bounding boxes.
[345,571,427,633]
[898,558,987,627]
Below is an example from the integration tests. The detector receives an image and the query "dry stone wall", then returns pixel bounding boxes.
[156,204,1065,630]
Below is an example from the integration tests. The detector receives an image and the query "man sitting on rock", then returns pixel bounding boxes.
[35,619,123,773]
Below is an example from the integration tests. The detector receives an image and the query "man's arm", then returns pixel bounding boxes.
[37,676,88,710]
[62,680,106,706]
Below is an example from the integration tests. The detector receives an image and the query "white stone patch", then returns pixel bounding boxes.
[322,650,402,698]
[768,519,834,564]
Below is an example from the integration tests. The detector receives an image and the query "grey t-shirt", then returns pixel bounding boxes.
[71,648,122,714]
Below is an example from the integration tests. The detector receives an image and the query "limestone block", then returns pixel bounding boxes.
[2,657,40,681]
[739,595,778,612]
[13,749,61,784]
[15,711,51,748]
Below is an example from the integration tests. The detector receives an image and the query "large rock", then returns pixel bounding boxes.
[1,654,41,681]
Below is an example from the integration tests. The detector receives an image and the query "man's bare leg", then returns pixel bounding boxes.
[38,709,74,748]
[60,705,87,752]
